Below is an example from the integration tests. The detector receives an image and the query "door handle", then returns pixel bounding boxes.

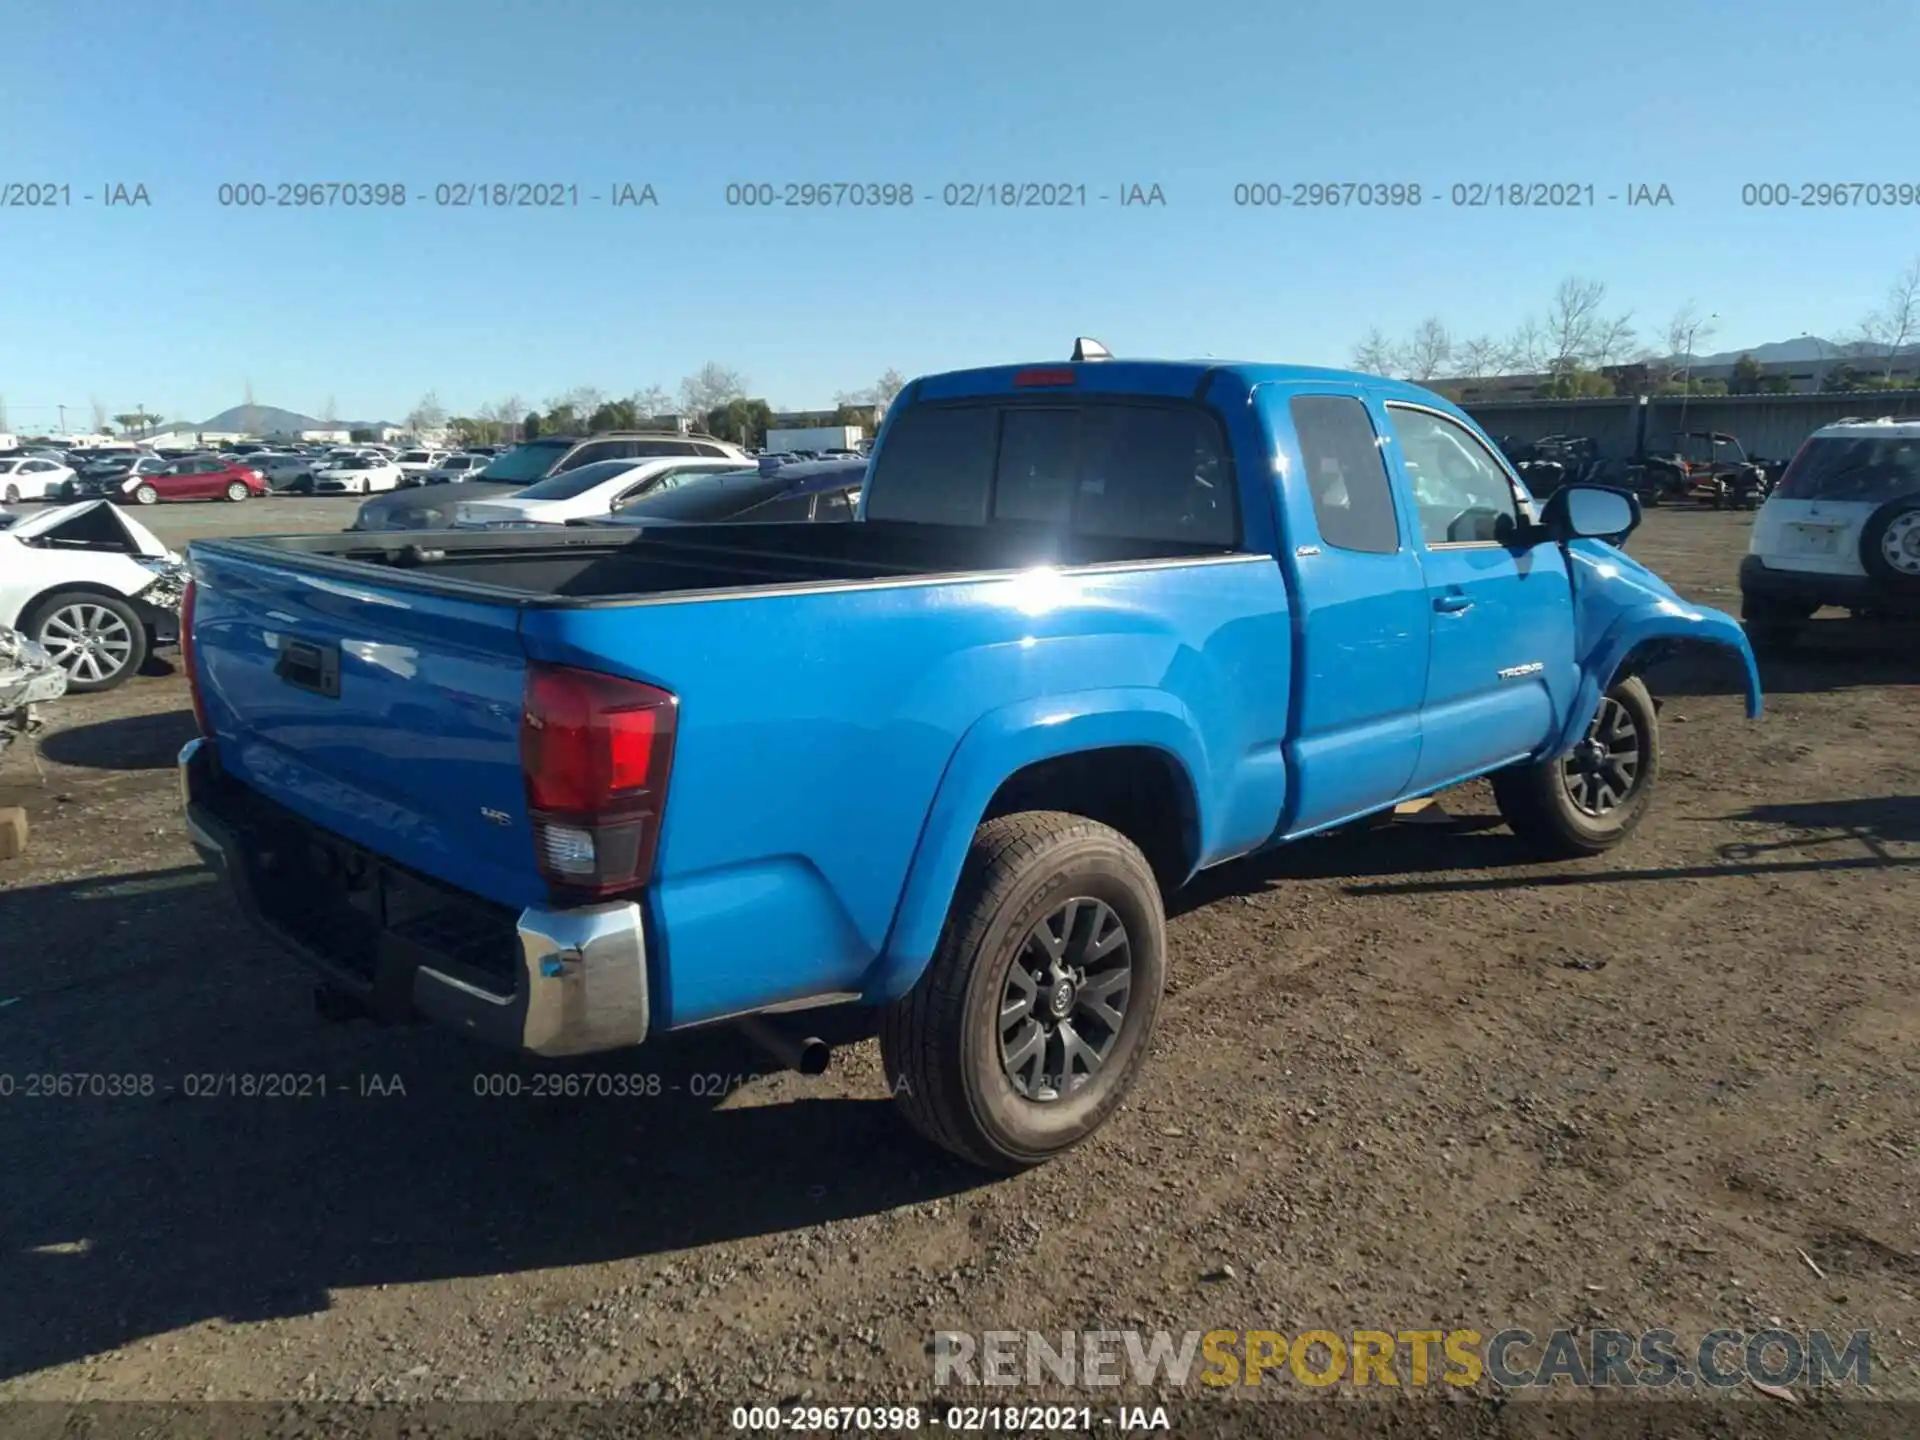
[1434,593,1473,613]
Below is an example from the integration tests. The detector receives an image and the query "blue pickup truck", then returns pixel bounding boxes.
[176,345,1762,1171]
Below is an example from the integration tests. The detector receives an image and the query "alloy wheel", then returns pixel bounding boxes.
[40,603,136,685]
[1560,696,1643,816]
[998,897,1133,1102]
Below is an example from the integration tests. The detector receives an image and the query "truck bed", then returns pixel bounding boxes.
[197,519,1244,605]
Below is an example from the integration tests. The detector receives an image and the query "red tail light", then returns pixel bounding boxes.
[520,663,678,896]
[180,578,211,738]
[1013,367,1078,387]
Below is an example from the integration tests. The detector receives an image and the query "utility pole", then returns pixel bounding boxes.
[57,404,67,433]
[1676,312,1718,437]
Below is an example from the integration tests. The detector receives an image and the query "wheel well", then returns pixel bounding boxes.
[17,582,142,631]
[981,746,1198,893]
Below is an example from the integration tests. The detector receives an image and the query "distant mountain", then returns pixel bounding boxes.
[147,404,399,435]
[1683,337,1920,367]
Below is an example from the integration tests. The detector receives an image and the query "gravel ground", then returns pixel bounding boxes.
[0,504,1915,1434]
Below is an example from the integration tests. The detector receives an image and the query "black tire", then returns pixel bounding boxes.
[2,484,18,504]
[225,480,249,501]
[880,811,1166,1172]
[1492,676,1660,858]
[133,483,158,506]
[25,589,150,694]
[1859,498,1920,595]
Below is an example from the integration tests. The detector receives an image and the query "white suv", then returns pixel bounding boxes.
[1740,416,1920,649]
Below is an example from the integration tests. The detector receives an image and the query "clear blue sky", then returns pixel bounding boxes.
[4,0,1916,431]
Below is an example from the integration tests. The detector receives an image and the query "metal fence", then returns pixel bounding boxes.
[1461,390,1920,464]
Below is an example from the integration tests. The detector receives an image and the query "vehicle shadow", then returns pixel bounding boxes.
[1170,794,1918,910]
[35,708,200,771]
[0,866,988,1381]
[1710,795,1920,862]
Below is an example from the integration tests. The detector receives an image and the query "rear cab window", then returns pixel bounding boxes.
[864,399,1239,545]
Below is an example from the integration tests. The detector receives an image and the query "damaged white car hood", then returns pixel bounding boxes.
[5,500,173,557]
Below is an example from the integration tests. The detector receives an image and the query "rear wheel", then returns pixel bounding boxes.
[1861,499,1920,595]
[3,484,17,504]
[880,812,1166,1172]
[26,590,149,694]
[1493,676,1660,858]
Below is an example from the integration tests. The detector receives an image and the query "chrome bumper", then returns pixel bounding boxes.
[178,736,650,1057]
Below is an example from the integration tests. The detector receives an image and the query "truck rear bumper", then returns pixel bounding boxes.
[178,736,649,1057]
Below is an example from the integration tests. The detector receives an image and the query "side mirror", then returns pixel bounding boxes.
[1537,483,1640,544]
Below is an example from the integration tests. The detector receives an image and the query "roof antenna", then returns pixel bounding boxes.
[1072,337,1112,362]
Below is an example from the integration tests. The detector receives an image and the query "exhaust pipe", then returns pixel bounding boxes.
[736,1015,832,1076]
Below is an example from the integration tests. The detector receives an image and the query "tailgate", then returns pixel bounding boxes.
[190,546,544,909]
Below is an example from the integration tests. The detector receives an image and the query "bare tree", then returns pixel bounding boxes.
[1857,256,1920,378]
[499,395,526,442]
[1588,313,1641,369]
[1401,318,1454,381]
[678,363,748,417]
[871,367,908,414]
[545,385,604,417]
[630,385,672,421]
[1505,318,1549,374]
[1351,327,1400,375]
[1663,302,1719,379]
[405,390,448,437]
[1454,335,1507,377]
[1542,277,1609,370]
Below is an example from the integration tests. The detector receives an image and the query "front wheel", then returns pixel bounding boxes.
[225,481,249,501]
[1492,676,1660,858]
[880,811,1166,1172]
[133,484,158,506]
[2,484,18,504]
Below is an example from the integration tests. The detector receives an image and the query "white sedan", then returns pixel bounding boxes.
[451,456,747,527]
[0,456,77,504]
[394,448,451,479]
[314,454,406,494]
[0,501,186,692]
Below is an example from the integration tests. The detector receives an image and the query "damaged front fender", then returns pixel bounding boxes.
[1550,541,1763,757]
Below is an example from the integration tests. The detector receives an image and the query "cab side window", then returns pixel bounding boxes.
[1289,395,1400,554]
[1386,406,1521,545]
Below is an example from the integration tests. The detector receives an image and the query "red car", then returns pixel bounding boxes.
[113,453,269,506]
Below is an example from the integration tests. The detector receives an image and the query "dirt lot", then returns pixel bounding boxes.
[1,504,1915,1432]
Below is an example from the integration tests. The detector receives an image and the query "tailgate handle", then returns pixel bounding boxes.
[275,638,341,698]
